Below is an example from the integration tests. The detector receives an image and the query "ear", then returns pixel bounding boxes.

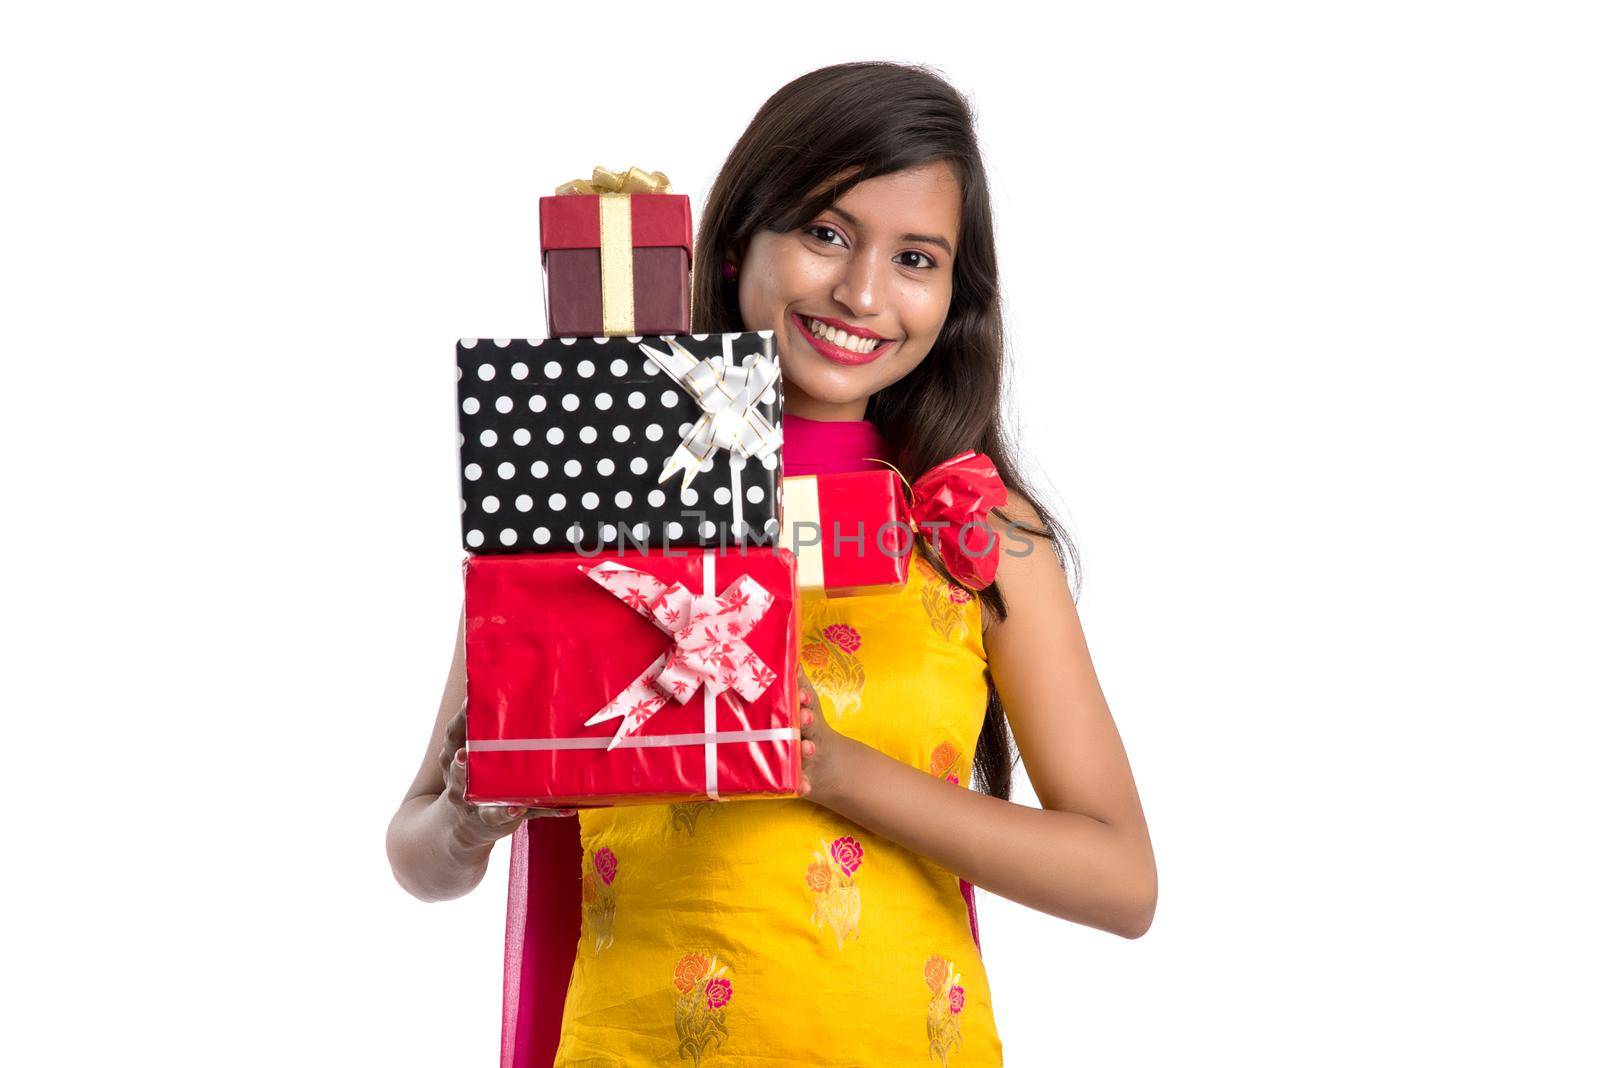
[726,235,754,270]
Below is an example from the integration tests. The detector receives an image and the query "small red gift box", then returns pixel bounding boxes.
[779,470,914,597]
[464,547,801,807]
[539,192,692,338]
[781,452,1011,597]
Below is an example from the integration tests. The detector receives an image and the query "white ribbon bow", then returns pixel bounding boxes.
[637,337,783,492]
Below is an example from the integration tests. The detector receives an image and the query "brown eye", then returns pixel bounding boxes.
[804,225,846,247]
[896,251,935,270]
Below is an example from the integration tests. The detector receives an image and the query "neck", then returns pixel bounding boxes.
[782,387,869,422]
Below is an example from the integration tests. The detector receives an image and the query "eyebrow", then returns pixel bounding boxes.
[825,206,954,257]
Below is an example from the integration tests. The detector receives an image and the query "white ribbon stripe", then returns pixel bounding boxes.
[466,727,797,753]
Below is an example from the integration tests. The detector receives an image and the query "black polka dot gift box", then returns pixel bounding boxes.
[456,332,785,554]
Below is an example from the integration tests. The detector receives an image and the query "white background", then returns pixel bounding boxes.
[5,2,1596,1065]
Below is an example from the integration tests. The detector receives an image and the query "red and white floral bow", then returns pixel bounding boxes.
[903,450,1010,591]
[579,560,780,750]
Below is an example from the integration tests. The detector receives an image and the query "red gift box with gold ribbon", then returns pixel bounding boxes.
[463,547,801,807]
[538,166,692,338]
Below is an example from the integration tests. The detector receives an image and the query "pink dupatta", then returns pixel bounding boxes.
[498,413,982,1068]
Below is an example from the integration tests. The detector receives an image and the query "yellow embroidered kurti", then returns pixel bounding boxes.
[554,547,1004,1066]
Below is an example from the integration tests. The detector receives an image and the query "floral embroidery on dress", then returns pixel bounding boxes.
[806,834,865,949]
[667,800,711,838]
[916,557,971,642]
[924,954,965,1065]
[800,607,866,718]
[672,951,732,1066]
[929,740,965,786]
[581,846,618,951]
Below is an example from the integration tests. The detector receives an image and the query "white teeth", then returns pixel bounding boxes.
[804,316,878,354]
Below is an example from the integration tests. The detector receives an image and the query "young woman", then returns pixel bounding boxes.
[389,61,1156,1066]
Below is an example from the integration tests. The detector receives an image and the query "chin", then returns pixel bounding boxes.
[783,367,877,410]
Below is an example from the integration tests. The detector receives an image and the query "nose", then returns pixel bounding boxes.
[831,246,888,317]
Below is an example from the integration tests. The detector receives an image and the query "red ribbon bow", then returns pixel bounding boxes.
[903,451,1009,591]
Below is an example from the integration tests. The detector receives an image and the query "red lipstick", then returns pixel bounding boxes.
[791,312,897,367]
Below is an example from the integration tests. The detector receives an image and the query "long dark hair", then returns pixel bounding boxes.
[693,61,1081,802]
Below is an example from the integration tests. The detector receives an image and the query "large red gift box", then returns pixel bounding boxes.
[780,469,914,597]
[464,547,802,807]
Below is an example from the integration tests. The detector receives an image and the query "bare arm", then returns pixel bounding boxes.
[385,607,574,902]
[799,496,1157,938]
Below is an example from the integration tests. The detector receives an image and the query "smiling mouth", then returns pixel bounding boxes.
[791,312,898,366]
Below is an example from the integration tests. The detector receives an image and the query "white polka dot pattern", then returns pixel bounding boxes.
[456,335,783,554]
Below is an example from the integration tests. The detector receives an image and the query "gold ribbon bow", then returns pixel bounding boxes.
[551,166,673,334]
[553,166,672,197]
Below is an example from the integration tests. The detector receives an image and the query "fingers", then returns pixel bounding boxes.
[445,743,578,823]
[440,744,578,842]
[794,674,817,800]
[475,802,579,826]
[437,704,468,779]
[797,688,817,738]
[478,804,527,827]
[796,675,816,730]
[444,703,467,754]
[481,803,580,824]
[444,745,468,805]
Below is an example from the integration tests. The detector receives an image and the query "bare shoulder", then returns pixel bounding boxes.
[980,485,1073,637]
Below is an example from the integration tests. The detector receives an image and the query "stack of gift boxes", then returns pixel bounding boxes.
[456,167,943,810]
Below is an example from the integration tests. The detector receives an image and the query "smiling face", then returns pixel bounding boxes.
[731,161,962,421]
